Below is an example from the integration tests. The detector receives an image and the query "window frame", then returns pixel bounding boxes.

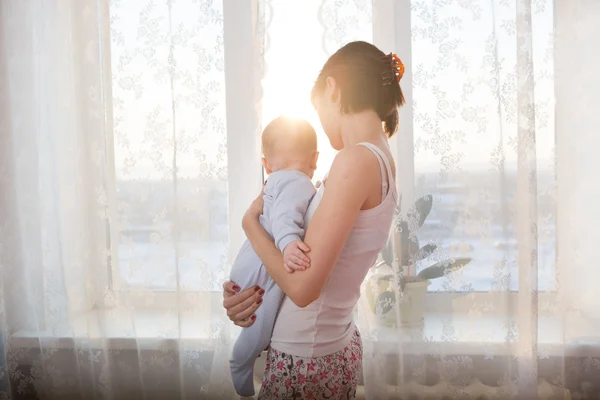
[98,0,559,311]
[98,0,120,303]
[96,0,264,310]
[372,0,559,300]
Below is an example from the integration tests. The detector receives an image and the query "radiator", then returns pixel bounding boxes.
[254,378,571,399]
[357,379,571,399]
[254,354,571,399]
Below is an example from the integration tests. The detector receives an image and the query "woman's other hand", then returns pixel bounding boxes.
[242,188,265,234]
[222,281,264,327]
[245,187,265,219]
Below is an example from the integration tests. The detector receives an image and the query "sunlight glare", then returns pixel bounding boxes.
[262,68,336,180]
[260,1,337,182]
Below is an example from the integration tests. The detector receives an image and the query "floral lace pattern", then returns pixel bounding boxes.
[2,0,600,398]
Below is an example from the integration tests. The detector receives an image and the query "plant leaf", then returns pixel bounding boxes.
[375,291,396,315]
[412,243,437,263]
[400,236,420,267]
[396,219,415,265]
[396,219,409,244]
[416,257,472,280]
[380,239,394,265]
[408,195,433,229]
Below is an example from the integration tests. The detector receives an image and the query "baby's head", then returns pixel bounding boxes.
[261,116,319,179]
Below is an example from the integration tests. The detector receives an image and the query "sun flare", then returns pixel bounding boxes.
[262,67,335,182]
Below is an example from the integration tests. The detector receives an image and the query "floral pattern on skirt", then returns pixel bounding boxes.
[258,329,362,400]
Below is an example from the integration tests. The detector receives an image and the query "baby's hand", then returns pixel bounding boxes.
[283,240,311,273]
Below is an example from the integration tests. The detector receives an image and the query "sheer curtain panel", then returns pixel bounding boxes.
[1,0,599,399]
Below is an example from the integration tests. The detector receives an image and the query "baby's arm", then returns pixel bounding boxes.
[269,173,315,269]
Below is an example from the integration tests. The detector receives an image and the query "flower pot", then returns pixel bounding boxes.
[365,267,431,328]
[365,263,395,313]
[398,280,430,327]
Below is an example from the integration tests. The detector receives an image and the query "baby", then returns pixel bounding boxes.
[229,116,318,398]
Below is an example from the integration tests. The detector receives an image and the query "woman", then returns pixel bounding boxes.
[223,41,405,399]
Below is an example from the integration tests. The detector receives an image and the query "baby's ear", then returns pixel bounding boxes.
[312,152,319,169]
[261,157,272,175]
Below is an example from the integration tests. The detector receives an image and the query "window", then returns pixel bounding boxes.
[409,1,556,293]
[106,0,376,300]
[104,0,557,304]
[261,0,373,182]
[108,0,228,293]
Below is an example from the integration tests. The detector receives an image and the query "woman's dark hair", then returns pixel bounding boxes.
[311,41,405,137]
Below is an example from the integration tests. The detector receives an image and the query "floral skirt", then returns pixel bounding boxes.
[258,329,362,400]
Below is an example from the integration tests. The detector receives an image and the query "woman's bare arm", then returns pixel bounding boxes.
[242,147,377,307]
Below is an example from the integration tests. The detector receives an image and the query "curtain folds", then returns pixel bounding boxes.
[0,0,599,399]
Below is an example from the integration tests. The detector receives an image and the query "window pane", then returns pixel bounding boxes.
[109,0,227,291]
[261,0,372,182]
[411,2,555,291]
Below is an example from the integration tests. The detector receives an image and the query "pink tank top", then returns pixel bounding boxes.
[269,142,398,357]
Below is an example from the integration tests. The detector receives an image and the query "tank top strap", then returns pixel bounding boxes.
[356,142,393,200]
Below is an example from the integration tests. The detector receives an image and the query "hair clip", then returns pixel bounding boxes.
[382,53,405,85]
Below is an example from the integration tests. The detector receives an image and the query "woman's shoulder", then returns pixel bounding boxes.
[328,145,382,180]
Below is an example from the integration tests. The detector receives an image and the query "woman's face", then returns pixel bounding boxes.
[313,77,343,150]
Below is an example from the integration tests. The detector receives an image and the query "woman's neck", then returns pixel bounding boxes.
[339,110,387,148]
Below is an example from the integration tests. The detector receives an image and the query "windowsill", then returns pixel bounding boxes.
[367,312,600,357]
[10,308,239,350]
[363,290,600,356]
[10,304,600,357]
[9,290,600,356]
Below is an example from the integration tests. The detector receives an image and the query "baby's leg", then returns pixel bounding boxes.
[230,279,284,397]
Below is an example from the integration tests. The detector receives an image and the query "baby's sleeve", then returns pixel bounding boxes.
[269,173,316,252]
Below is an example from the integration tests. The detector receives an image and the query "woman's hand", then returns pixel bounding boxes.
[222,281,264,327]
[242,188,265,237]
[244,187,265,219]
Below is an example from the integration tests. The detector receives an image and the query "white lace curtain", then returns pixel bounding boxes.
[1,0,599,399]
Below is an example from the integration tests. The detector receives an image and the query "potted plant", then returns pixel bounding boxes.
[365,194,471,327]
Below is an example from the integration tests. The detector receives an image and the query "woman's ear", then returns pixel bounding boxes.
[261,157,272,175]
